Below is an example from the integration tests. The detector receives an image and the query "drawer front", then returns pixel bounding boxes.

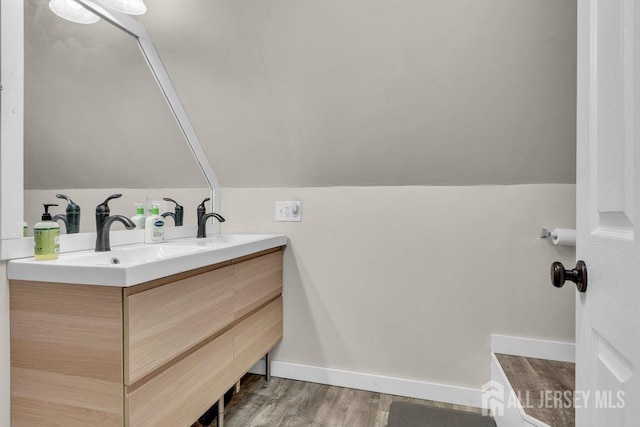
[234,297,283,382]
[126,331,233,427]
[11,283,124,427]
[234,250,283,319]
[125,265,234,384]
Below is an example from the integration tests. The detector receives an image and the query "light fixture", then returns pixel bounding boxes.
[102,0,147,16]
[49,0,100,24]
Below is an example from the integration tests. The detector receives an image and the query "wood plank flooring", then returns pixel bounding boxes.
[195,374,482,427]
[496,353,575,427]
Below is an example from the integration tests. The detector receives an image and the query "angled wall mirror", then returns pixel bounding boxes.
[1,0,220,258]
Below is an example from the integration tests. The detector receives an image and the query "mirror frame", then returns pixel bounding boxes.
[0,0,221,259]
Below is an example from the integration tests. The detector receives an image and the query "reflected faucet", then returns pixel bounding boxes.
[52,194,81,234]
[162,197,184,226]
[196,198,225,238]
[95,194,136,251]
[52,214,69,233]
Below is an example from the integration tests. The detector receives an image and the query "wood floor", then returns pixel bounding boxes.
[496,353,575,427]
[196,374,482,427]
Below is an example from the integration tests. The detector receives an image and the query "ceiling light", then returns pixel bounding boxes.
[49,0,100,24]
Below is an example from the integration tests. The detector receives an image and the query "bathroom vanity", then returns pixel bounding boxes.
[8,234,286,426]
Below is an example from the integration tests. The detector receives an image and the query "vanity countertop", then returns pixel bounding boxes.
[7,234,287,286]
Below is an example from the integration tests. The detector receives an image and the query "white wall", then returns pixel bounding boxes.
[220,184,576,389]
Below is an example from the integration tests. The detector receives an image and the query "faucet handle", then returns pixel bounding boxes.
[96,194,122,214]
[164,197,178,206]
[164,197,183,210]
[56,194,80,213]
[197,198,211,225]
[163,197,184,226]
[198,198,211,210]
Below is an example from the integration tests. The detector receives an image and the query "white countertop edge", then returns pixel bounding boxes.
[7,234,288,287]
[2,225,210,260]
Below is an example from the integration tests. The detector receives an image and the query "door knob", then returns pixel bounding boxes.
[550,260,587,293]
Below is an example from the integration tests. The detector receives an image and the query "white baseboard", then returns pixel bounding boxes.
[491,334,575,363]
[243,335,574,414]
[249,359,483,408]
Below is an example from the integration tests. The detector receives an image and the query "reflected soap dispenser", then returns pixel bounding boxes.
[144,204,165,243]
[34,204,60,260]
[131,203,147,229]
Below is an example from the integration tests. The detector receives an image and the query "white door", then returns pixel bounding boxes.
[576,0,640,425]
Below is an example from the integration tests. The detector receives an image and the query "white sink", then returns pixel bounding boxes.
[8,234,287,287]
[55,244,210,266]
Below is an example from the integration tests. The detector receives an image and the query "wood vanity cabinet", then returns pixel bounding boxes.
[10,247,284,427]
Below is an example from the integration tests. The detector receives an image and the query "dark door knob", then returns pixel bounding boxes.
[551,260,587,293]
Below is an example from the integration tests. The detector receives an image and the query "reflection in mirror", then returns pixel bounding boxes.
[23,1,209,235]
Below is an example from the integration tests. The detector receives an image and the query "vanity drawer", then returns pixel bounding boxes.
[234,297,283,381]
[124,265,234,384]
[234,250,283,319]
[125,330,233,427]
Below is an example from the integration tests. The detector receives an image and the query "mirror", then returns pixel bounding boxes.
[22,1,212,235]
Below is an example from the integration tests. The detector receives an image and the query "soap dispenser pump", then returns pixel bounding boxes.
[55,194,81,234]
[34,203,60,260]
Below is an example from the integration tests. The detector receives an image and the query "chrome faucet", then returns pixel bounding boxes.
[162,197,184,226]
[196,198,225,238]
[95,194,136,251]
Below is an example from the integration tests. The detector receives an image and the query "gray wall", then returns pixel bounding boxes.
[142,0,577,187]
[26,0,576,189]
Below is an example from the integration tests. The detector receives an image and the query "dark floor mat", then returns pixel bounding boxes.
[387,402,496,427]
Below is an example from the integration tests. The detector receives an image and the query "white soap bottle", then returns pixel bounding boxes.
[144,204,165,243]
[131,203,146,229]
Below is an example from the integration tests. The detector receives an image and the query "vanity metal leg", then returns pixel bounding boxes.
[265,352,271,382]
[217,395,225,427]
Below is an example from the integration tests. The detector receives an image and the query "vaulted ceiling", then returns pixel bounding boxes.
[25,0,576,189]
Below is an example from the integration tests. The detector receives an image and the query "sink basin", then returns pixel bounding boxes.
[8,234,287,287]
[56,244,210,267]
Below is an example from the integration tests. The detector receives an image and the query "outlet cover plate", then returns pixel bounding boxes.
[275,201,302,222]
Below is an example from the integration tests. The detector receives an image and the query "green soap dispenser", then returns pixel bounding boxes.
[34,204,60,260]
[131,203,147,229]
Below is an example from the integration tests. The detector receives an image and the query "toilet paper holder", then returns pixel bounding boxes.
[540,227,577,246]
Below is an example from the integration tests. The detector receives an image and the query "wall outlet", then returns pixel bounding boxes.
[275,200,302,222]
